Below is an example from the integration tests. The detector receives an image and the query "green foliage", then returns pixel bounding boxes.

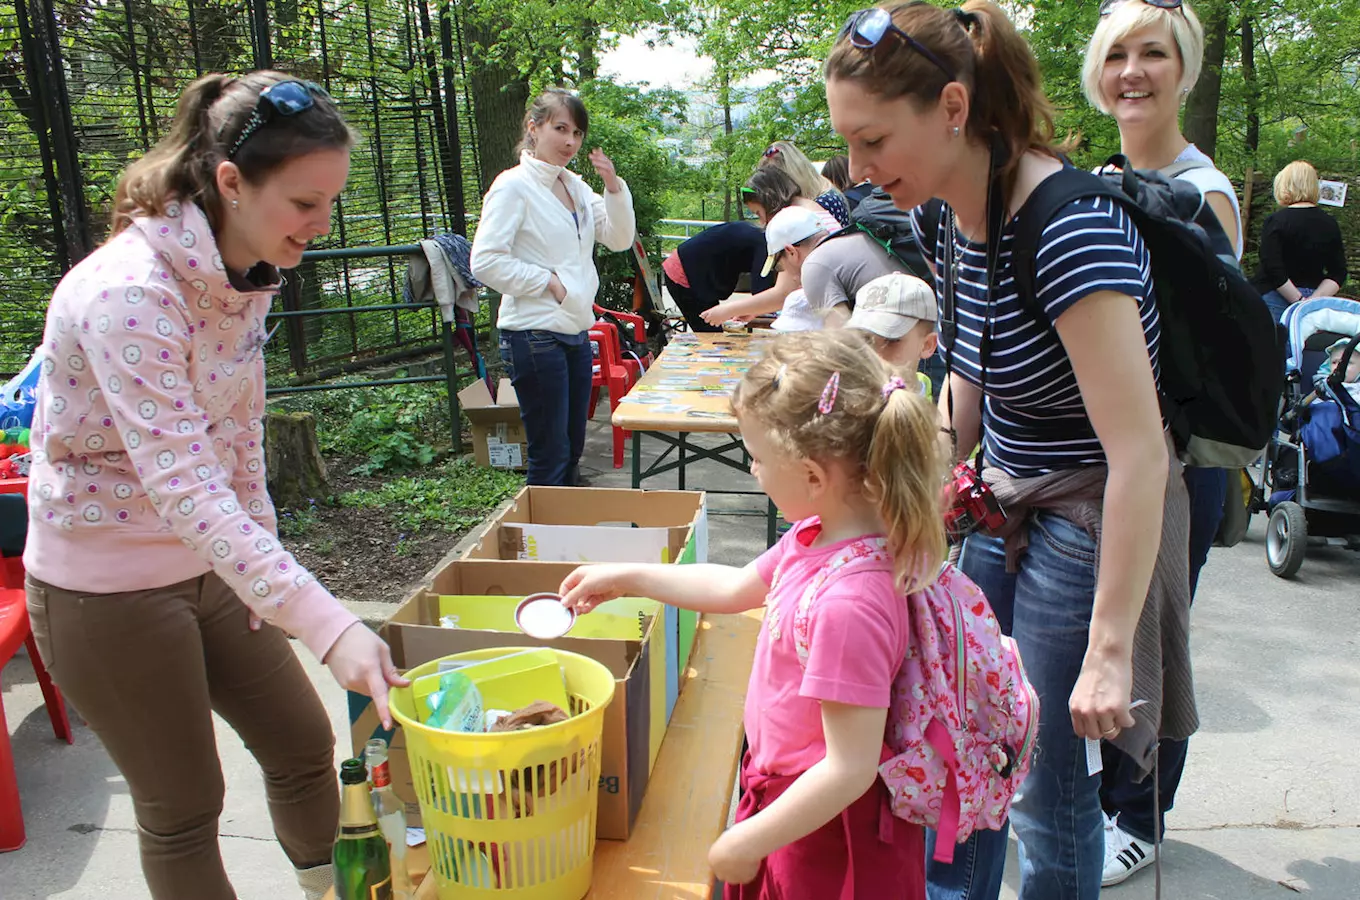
[340,457,524,533]
[272,382,452,475]
[277,503,322,538]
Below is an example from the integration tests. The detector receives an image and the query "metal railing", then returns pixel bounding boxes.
[656,218,725,245]
[265,244,473,454]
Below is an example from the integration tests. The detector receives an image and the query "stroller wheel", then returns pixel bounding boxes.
[1266,501,1308,578]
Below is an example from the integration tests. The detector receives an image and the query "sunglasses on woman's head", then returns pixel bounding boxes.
[226,79,330,160]
[840,6,956,82]
[1098,0,1183,16]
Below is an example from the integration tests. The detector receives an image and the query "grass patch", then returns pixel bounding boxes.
[339,457,524,534]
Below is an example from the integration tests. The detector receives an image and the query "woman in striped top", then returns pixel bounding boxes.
[826,3,1188,900]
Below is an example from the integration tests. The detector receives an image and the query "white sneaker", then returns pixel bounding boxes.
[1102,812,1156,887]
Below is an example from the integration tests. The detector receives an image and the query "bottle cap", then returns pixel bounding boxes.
[515,593,576,639]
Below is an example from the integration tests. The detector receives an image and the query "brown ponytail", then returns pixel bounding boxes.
[825,0,1068,187]
[110,70,355,238]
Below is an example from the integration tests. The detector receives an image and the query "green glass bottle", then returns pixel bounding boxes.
[334,758,393,900]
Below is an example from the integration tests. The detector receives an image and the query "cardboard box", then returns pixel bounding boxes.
[458,378,526,470]
[351,562,666,840]
[465,486,709,714]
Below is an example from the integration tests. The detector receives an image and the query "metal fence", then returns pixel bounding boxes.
[1,0,483,378]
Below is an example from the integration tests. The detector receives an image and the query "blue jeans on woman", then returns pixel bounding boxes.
[498,329,593,486]
[925,513,1104,900]
[1261,287,1313,325]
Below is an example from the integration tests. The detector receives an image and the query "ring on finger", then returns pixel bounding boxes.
[1101,725,1119,736]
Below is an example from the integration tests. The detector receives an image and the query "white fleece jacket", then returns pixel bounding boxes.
[470,150,636,335]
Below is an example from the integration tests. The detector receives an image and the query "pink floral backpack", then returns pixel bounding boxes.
[773,537,1039,863]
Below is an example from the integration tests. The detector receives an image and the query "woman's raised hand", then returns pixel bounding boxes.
[589,148,622,194]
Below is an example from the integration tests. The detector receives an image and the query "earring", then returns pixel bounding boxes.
[231,199,239,209]
[952,126,961,137]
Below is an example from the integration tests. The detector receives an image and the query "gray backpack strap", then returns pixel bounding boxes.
[1160,158,1210,179]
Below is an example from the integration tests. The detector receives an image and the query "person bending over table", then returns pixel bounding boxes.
[470,88,637,486]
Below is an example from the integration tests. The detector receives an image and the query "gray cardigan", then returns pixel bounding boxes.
[978,430,1197,777]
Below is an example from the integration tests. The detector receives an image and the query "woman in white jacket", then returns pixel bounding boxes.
[471,89,637,486]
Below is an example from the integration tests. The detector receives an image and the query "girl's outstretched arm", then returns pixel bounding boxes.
[559,561,768,616]
[708,701,888,885]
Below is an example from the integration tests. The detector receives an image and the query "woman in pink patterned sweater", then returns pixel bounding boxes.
[23,71,404,900]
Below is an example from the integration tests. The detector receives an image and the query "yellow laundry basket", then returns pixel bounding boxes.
[389,647,615,900]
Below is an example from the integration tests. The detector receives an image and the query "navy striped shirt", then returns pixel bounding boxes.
[913,196,1160,478]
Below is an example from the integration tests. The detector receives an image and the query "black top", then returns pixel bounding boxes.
[1252,205,1348,294]
[674,221,774,300]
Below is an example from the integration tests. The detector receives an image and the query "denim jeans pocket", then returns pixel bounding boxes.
[526,330,559,352]
[498,336,516,381]
[1032,513,1097,566]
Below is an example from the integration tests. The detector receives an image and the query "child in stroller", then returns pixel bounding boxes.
[1258,297,1360,577]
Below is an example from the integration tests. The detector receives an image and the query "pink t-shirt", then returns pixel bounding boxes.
[746,518,911,776]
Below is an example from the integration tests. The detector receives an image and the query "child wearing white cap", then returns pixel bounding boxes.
[847,273,939,398]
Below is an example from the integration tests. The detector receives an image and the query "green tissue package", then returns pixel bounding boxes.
[423,670,485,733]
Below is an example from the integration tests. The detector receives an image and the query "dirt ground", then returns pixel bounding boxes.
[278,457,465,606]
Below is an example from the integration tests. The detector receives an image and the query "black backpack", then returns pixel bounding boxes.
[826,187,937,285]
[1010,155,1285,467]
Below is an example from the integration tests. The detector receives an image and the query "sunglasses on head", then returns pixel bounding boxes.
[1099,0,1183,16]
[226,79,330,160]
[841,6,956,82]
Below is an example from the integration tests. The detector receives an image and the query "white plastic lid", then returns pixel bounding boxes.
[514,593,576,639]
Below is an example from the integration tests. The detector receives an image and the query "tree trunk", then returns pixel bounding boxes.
[264,412,331,509]
[1241,6,1258,227]
[462,4,530,193]
[1183,0,1229,157]
[722,68,733,222]
[575,22,599,80]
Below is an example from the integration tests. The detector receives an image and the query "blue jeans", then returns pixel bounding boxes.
[1095,464,1223,844]
[926,513,1103,900]
[498,329,593,486]
[1261,287,1313,325]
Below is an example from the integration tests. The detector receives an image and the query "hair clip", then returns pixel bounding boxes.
[773,362,788,388]
[763,145,781,158]
[882,375,908,399]
[953,8,978,28]
[818,371,841,415]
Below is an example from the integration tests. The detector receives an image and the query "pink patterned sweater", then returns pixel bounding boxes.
[23,200,358,660]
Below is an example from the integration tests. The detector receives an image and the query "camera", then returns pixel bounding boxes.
[942,461,1006,542]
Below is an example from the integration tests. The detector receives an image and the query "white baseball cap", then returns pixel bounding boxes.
[760,207,824,277]
[848,273,937,340]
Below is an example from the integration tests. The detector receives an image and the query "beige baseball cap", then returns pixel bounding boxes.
[848,273,937,340]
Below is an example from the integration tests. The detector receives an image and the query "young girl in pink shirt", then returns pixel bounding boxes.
[560,329,945,899]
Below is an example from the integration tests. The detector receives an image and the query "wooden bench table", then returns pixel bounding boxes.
[613,332,779,546]
[327,609,761,900]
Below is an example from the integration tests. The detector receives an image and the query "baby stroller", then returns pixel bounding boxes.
[1256,297,1360,577]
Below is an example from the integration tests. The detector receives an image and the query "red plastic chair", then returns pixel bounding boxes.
[588,321,639,469]
[0,495,74,853]
[592,304,653,383]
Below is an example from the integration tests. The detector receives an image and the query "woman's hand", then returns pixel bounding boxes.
[547,273,567,304]
[709,822,763,886]
[559,564,634,614]
[589,148,622,193]
[324,622,410,730]
[1069,643,1136,740]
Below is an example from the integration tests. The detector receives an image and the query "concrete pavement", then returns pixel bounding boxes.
[2,408,1358,898]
